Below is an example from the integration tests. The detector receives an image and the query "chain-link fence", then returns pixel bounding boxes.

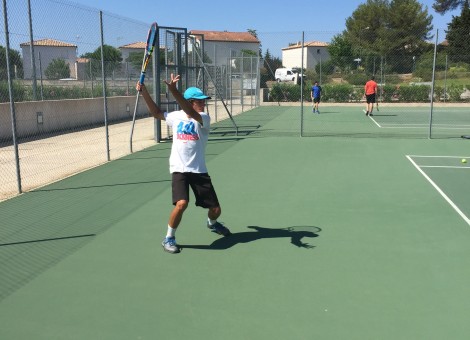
[2,1,470,201]
[258,30,470,139]
[0,0,260,201]
[1,0,160,200]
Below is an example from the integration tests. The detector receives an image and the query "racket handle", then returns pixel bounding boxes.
[139,72,146,85]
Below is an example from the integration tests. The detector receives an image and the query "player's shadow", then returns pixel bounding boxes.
[181,225,321,251]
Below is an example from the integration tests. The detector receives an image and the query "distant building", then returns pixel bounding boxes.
[282,41,329,70]
[118,41,147,78]
[119,41,146,62]
[20,39,77,79]
[74,57,90,81]
[189,30,260,66]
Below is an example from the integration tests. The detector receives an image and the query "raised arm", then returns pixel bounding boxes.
[136,82,165,120]
[165,74,203,125]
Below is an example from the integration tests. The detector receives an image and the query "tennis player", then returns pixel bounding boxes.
[311,81,322,114]
[363,76,378,116]
[136,74,231,254]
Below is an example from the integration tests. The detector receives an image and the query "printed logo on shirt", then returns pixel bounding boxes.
[176,121,199,141]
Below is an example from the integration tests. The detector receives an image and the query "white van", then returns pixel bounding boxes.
[275,68,302,84]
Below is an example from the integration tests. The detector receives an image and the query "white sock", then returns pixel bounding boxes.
[208,218,217,226]
[166,225,176,238]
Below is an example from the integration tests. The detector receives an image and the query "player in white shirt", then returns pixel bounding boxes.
[137,74,231,254]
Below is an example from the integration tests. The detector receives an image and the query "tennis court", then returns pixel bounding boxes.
[1,106,470,339]
[368,105,470,138]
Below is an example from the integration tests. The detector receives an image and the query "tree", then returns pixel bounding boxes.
[247,28,262,57]
[327,33,355,72]
[345,0,389,56]
[445,0,470,63]
[414,49,447,80]
[44,58,70,79]
[127,51,145,71]
[262,49,282,77]
[345,0,433,73]
[433,0,467,14]
[386,0,434,72]
[126,51,161,75]
[81,45,122,77]
[0,46,23,80]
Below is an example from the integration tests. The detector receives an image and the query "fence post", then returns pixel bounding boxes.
[2,0,22,193]
[300,31,305,137]
[429,29,438,139]
[27,0,37,101]
[99,11,110,160]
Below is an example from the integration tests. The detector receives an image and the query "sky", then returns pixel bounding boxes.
[72,0,460,36]
[2,0,463,59]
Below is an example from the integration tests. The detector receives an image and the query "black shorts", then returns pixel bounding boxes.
[366,93,376,104]
[171,172,220,208]
[313,97,321,104]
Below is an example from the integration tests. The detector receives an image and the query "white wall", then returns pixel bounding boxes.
[203,41,259,66]
[282,46,330,70]
[22,46,78,79]
[0,96,148,140]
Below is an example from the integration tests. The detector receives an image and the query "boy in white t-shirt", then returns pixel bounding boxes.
[137,74,231,254]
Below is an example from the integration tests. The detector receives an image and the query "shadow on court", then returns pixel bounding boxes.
[181,225,321,251]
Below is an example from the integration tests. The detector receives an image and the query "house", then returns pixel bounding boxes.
[119,41,146,62]
[281,41,329,70]
[74,57,90,81]
[189,30,260,66]
[118,41,147,77]
[20,39,77,79]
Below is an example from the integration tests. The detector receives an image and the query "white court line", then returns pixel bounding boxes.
[406,155,470,226]
[368,116,382,127]
[408,155,470,158]
[420,165,470,169]
[379,124,470,129]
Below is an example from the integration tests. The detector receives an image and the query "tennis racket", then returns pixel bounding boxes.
[130,22,158,153]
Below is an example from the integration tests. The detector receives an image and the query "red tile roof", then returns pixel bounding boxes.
[282,41,329,50]
[20,39,77,47]
[119,42,146,49]
[189,30,259,43]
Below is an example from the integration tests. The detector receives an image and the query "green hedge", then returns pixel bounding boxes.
[322,84,355,102]
[0,81,28,102]
[267,83,467,103]
[269,83,302,102]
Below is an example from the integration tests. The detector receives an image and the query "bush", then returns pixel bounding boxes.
[380,84,398,102]
[269,83,301,102]
[0,81,28,102]
[315,59,335,75]
[383,74,401,85]
[413,67,432,81]
[45,59,71,80]
[344,73,368,85]
[395,85,430,102]
[446,84,466,101]
[322,84,354,102]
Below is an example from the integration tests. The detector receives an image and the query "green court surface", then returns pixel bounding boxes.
[1,106,470,339]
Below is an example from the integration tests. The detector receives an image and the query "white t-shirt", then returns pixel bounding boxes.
[164,110,211,173]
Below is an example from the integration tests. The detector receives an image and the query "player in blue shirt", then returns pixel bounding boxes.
[311,81,322,114]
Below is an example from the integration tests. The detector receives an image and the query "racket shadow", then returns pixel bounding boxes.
[181,225,321,251]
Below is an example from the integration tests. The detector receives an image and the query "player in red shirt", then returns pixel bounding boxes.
[363,76,378,116]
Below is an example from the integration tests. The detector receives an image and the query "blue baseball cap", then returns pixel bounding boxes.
[183,87,211,100]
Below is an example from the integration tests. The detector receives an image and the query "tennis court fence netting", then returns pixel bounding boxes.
[1,0,469,200]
